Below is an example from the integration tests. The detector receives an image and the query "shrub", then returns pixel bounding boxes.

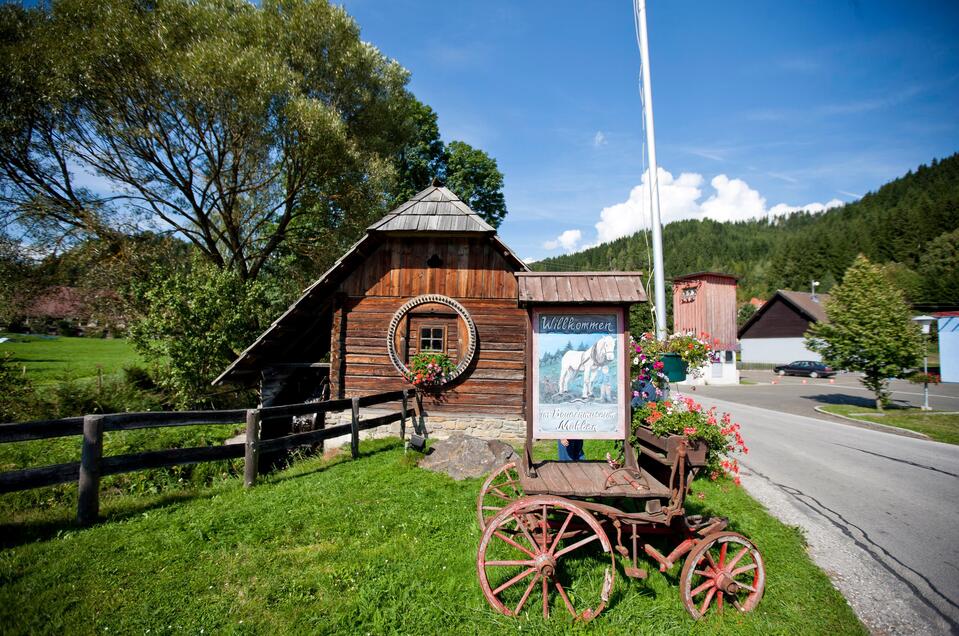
[129,260,270,409]
[0,353,39,422]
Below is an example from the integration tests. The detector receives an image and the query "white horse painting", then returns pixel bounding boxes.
[559,335,616,398]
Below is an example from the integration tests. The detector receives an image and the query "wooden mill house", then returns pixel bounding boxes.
[215,182,645,440]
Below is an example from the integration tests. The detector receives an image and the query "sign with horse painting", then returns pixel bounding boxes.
[531,307,627,439]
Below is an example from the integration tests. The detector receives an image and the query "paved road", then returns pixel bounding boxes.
[691,394,959,635]
[690,371,959,426]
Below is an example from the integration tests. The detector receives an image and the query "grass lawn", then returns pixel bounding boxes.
[819,404,959,445]
[0,333,142,385]
[0,438,865,635]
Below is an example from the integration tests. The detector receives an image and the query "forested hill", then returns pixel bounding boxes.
[533,153,959,306]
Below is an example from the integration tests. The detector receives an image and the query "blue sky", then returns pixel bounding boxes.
[341,0,959,261]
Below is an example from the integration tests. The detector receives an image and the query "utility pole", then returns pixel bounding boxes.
[636,0,667,340]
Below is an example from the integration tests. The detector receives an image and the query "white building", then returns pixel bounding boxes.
[738,290,829,365]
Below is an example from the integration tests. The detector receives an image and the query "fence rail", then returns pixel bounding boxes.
[0,389,420,525]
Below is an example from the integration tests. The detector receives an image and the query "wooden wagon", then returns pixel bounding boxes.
[474,298,766,621]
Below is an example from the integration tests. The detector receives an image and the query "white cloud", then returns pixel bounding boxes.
[593,131,607,147]
[543,229,583,252]
[768,198,844,217]
[585,167,847,246]
[594,168,703,244]
[700,175,767,222]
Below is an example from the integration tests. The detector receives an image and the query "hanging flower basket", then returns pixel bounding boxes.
[660,353,688,382]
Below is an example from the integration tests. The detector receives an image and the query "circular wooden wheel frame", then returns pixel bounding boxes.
[679,531,766,619]
[477,462,523,531]
[477,495,614,622]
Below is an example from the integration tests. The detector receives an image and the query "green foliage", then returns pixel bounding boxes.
[391,104,509,229]
[0,439,864,634]
[391,100,446,204]
[0,353,38,422]
[445,140,507,229]
[916,228,959,304]
[0,0,413,280]
[737,303,757,328]
[806,255,923,409]
[129,260,268,408]
[535,154,959,306]
[0,0,509,286]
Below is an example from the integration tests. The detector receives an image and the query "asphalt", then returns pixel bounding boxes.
[689,370,959,425]
[687,389,959,635]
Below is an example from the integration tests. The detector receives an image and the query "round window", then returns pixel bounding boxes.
[386,295,478,385]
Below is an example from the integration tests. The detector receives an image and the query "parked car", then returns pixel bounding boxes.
[773,360,835,378]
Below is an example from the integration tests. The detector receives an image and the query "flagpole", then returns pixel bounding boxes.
[636,0,667,341]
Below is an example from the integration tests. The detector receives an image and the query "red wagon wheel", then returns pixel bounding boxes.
[679,531,766,619]
[477,496,614,621]
[476,462,524,531]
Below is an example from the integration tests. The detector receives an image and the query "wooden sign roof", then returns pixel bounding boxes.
[367,183,496,234]
[516,272,647,305]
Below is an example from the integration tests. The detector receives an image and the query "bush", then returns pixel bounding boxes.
[0,353,39,422]
[56,320,79,337]
[123,365,159,392]
[129,260,270,409]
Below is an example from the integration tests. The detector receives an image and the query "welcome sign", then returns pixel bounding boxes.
[531,307,627,439]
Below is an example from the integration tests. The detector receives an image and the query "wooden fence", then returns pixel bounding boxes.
[0,389,420,526]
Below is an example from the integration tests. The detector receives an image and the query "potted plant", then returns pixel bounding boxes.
[631,395,748,483]
[907,371,940,385]
[631,331,715,390]
[405,352,455,390]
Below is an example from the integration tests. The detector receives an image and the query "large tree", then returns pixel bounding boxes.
[805,255,923,410]
[390,103,507,229]
[0,0,419,281]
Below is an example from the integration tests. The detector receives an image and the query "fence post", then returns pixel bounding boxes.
[244,408,261,489]
[400,390,409,441]
[350,397,360,459]
[315,406,326,455]
[77,414,104,526]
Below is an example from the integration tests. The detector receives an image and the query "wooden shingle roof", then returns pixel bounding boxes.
[368,184,496,233]
[516,272,647,305]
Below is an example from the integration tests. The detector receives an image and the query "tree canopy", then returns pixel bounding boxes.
[0,0,508,284]
[805,255,923,409]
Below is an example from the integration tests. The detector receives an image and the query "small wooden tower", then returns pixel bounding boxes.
[671,272,739,385]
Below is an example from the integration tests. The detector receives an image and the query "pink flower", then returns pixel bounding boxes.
[653,360,664,370]
[683,426,697,436]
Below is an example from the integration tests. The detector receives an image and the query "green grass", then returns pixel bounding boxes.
[0,333,142,385]
[819,404,959,445]
[0,438,865,635]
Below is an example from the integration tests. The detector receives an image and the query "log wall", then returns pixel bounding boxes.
[336,237,527,416]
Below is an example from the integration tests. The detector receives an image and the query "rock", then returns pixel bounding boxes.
[418,433,518,480]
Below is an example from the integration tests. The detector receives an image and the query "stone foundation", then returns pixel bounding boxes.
[326,409,525,442]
